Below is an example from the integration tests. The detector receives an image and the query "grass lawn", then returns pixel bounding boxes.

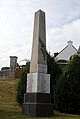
[0,79,80,119]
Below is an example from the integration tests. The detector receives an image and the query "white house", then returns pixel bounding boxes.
[55,40,77,62]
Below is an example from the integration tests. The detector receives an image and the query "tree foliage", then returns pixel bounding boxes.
[16,62,30,105]
[47,52,62,103]
[54,55,80,114]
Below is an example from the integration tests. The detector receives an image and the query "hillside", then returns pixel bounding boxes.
[0,79,80,119]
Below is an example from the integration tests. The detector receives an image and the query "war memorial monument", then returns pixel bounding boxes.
[22,9,53,117]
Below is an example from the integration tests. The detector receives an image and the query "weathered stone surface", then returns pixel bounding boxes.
[30,10,47,73]
[37,64,47,73]
[22,93,53,117]
[27,73,50,93]
[22,102,53,117]
[22,9,53,117]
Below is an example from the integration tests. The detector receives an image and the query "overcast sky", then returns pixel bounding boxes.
[0,0,80,69]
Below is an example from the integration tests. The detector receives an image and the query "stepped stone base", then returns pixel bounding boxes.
[22,93,53,117]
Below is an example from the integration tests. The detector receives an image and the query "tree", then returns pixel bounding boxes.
[16,62,30,105]
[47,52,62,103]
[54,55,80,114]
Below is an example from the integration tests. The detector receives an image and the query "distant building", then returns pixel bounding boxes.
[55,40,77,62]
[0,56,26,79]
[0,68,10,79]
[54,41,78,70]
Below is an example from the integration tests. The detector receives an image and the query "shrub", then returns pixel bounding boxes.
[16,62,30,105]
[54,55,80,114]
[47,52,62,103]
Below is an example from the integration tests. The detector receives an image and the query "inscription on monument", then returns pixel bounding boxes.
[27,73,37,92]
[38,73,50,93]
[27,73,50,93]
[38,64,47,73]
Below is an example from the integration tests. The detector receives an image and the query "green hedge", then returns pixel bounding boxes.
[16,62,30,105]
[54,55,80,114]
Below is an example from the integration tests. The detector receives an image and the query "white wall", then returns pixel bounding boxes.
[55,41,77,61]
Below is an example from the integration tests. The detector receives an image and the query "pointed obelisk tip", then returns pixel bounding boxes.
[36,9,45,13]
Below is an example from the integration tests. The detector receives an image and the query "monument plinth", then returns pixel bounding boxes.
[22,9,53,117]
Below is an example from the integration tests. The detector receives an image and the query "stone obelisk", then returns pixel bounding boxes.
[22,9,53,117]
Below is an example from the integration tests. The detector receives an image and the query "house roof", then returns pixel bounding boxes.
[55,41,77,61]
[58,41,77,55]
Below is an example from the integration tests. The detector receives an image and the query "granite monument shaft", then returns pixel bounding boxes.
[22,9,53,117]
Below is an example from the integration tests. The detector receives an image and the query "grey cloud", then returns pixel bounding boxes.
[0,0,80,68]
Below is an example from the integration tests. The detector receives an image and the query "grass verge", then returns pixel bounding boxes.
[0,79,80,119]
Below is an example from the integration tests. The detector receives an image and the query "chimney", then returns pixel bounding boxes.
[67,40,73,46]
[10,56,18,69]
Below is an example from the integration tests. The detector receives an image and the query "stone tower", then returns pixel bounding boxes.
[22,9,53,117]
[9,56,18,79]
[10,56,18,69]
